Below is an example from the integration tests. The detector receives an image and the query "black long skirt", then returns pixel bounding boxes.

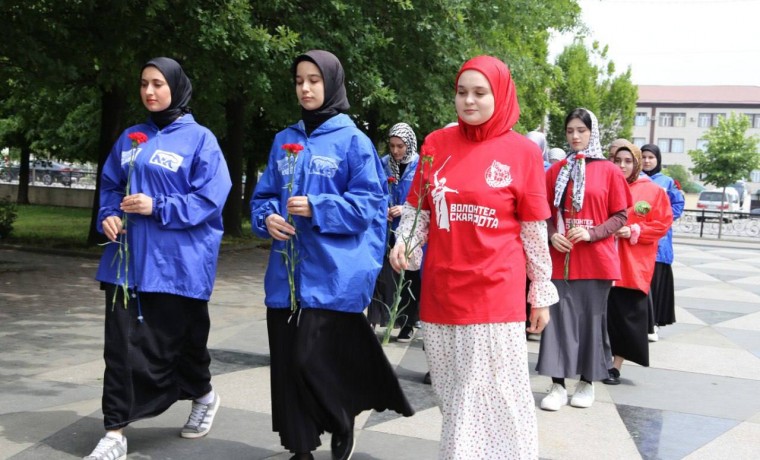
[607,287,650,367]
[650,262,676,326]
[267,307,414,453]
[366,258,420,328]
[102,284,212,430]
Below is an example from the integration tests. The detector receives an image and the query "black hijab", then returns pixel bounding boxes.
[292,50,350,136]
[640,143,662,176]
[142,57,193,129]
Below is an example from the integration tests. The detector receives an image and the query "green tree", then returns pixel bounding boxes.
[689,113,760,237]
[547,39,638,149]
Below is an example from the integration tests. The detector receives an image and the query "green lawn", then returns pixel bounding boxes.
[3,204,264,252]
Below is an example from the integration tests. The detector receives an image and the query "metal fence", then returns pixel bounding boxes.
[673,209,760,239]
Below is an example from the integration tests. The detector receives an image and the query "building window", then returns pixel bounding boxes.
[659,112,686,127]
[698,112,725,128]
[696,139,709,151]
[632,137,646,147]
[635,112,648,126]
[658,138,685,153]
[751,170,760,183]
[744,113,760,129]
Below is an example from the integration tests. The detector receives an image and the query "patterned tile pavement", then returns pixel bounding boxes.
[1,236,759,459]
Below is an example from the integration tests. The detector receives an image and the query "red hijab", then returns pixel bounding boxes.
[455,56,520,142]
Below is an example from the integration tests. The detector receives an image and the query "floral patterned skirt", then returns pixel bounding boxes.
[424,322,538,460]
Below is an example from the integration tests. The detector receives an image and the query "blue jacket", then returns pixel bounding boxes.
[650,172,685,264]
[95,115,232,300]
[381,154,419,232]
[251,114,388,312]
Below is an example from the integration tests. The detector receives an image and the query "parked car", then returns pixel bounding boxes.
[696,188,741,223]
[0,159,84,186]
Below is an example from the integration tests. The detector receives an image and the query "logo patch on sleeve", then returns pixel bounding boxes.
[149,150,184,172]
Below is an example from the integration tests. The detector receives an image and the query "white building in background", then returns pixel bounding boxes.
[633,85,760,182]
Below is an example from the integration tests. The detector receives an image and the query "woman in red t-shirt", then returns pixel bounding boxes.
[390,56,558,459]
[536,108,632,411]
[603,143,672,385]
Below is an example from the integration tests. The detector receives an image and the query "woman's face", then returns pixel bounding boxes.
[641,150,658,172]
[455,70,495,126]
[140,66,171,112]
[389,136,407,161]
[295,61,325,111]
[565,117,591,151]
[613,150,636,181]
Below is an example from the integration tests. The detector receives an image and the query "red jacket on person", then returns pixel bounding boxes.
[615,176,673,294]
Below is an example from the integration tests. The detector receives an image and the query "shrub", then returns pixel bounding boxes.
[0,196,18,238]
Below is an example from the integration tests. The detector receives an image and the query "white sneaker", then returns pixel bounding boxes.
[570,381,595,408]
[83,432,126,460]
[540,383,568,411]
[648,325,659,342]
[181,393,221,438]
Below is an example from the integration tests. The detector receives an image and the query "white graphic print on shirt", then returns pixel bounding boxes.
[432,156,457,231]
[485,160,512,188]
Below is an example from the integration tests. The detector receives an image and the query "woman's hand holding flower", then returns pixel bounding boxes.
[120,193,153,216]
[286,195,312,218]
[550,233,573,253]
[102,215,125,242]
[389,242,408,272]
[265,214,296,241]
[566,226,590,244]
[387,205,403,220]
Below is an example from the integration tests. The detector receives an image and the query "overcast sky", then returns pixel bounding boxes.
[549,0,760,87]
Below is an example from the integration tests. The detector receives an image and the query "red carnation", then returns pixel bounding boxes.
[282,143,304,155]
[388,176,398,185]
[576,153,585,161]
[559,159,568,168]
[127,131,148,147]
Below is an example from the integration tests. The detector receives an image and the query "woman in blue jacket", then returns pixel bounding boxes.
[367,122,421,342]
[641,144,684,341]
[87,57,231,460]
[251,50,413,460]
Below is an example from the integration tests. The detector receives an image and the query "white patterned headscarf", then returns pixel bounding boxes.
[387,122,418,181]
[552,108,605,212]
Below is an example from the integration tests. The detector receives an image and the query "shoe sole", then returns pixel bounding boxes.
[539,402,567,411]
[602,379,620,385]
[570,399,594,408]
[396,337,413,343]
[181,395,221,439]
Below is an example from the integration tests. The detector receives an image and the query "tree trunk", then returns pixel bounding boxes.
[222,95,245,237]
[16,140,31,204]
[87,87,126,246]
[718,186,726,239]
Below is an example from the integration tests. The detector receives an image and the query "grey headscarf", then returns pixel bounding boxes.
[387,122,418,181]
[526,131,549,163]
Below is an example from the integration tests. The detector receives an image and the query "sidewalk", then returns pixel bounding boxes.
[1,241,759,459]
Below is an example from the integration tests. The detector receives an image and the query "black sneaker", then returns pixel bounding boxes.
[331,428,355,460]
[602,368,620,385]
[423,372,431,385]
[396,325,415,343]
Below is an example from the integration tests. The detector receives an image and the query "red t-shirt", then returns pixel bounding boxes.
[546,159,632,280]
[406,127,550,325]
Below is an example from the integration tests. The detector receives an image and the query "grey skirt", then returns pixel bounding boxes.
[536,279,613,382]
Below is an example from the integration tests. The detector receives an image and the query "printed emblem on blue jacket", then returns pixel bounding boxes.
[150,150,183,172]
[309,155,338,178]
